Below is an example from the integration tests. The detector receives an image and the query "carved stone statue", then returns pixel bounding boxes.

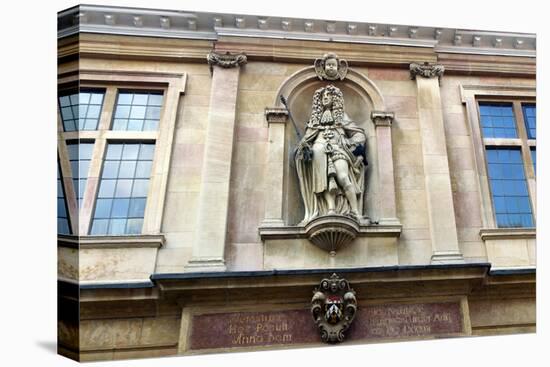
[314,52,348,81]
[295,84,367,224]
[311,273,357,343]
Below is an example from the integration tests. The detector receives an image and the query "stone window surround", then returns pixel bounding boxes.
[57,69,186,240]
[460,84,536,238]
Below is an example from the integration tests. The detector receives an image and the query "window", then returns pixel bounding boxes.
[67,141,94,208]
[486,148,533,227]
[478,100,536,228]
[531,148,536,174]
[58,91,105,131]
[57,70,185,237]
[112,91,163,131]
[90,143,155,235]
[57,164,71,234]
[479,103,517,138]
[522,104,536,139]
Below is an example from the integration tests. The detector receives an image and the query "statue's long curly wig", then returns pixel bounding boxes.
[308,85,345,126]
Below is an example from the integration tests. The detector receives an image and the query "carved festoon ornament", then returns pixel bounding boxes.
[314,53,349,81]
[311,273,357,343]
[409,62,445,84]
[206,51,247,74]
[294,84,367,225]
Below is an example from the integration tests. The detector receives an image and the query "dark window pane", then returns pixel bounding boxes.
[94,199,113,218]
[522,104,536,139]
[139,144,155,160]
[118,93,133,105]
[110,91,163,131]
[148,94,163,106]
[486,147,533,228]
[531,149,536,174]
[132,179,149,197]
[106,144,123,159]
[129,198,146,217]
[109,219,127,235]
[115,105,130,118]
[118,161,137,178]
[146,106,161,119]
[59,91,104,132]
[130,105,146,119]
[126,218,143,234]
[91,219,109,235]
[111,198,130,218]
[133,94,148,105]
[479,103,517,138]
[122,144,139,160]
[112,119,128,130]
[135,161,152,178]
[91,143,155,235]
[102,161,120,178]
[143,120,158,131]
[90,93,104,105]
[98,180,116,198]
[115,179,133,197]
[127,119,144,131]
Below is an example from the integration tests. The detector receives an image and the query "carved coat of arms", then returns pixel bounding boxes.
[311,273,357,343]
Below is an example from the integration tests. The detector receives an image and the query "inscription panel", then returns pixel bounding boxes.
[189,301,465,350]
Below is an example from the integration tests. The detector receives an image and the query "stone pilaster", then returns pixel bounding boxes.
[260,108,288,227]
[411,62,464,264]
[185,52,247,272]
[371,111,399,225]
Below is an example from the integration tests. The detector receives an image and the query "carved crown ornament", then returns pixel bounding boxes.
[311,273,357,343]
[409,62,445,85]
[314,53,349,81]
[206,51,247,75]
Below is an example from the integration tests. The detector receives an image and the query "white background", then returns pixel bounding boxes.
[0,0,546,366]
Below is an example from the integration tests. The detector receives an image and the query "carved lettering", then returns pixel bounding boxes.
[190,302,464,350]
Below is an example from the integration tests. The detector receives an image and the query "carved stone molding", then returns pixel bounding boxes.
[206,51,247,74]
[311,273,357,343]
[371,111,395,127]
[265,107,289,124]
[410,62,445,84]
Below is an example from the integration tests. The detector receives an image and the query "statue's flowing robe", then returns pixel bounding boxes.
[295,119,366,224]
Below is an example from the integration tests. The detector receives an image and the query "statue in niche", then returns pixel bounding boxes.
[294,84,367,224]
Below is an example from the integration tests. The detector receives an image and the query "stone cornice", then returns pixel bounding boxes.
[58,5,535,58]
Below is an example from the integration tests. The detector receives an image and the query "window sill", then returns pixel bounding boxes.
[58,234,165,249]
[479,228,536,241]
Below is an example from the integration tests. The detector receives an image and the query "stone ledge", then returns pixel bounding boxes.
[479,228,536,241]
[57,234,165,249]
[259,222,402,240]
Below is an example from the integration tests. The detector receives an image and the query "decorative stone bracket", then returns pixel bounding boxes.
[409,62,445,85]
[206,51,247,75]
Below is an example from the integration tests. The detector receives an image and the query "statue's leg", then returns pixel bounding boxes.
[334,160,360,217]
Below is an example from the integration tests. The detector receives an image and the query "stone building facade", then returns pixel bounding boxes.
[57,4,536,362]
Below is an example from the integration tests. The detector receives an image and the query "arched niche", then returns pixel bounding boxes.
[261,66,399,230]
